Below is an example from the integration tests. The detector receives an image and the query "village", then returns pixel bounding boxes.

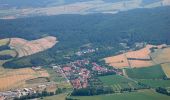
[52,59,122,89]
[0,58,122,100]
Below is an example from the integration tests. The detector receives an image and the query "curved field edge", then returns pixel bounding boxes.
[161,63,170,78]
[0,38,10,46]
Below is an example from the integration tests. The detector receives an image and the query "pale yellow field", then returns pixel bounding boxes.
[152,48,170,64]
[161,63,170,78]
[0,68,49,91]
[105,44,169,69]
[0,38,10,46]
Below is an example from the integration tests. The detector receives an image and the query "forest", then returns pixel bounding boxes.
[0,6,170,68]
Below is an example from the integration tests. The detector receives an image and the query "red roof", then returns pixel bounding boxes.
[63,67,71,71]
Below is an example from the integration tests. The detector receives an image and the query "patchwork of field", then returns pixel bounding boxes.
[71,90,170,100]
[125,65,165,79]
[9,36,58,57]
[99,75,142,91]
[161,63,170,78]
[105,44,169,69]
[0,68,49,91]
[0,36,57,58]
[0,37,58,92]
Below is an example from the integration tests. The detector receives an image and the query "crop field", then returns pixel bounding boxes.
[45,67,66,82]
[126,65,165,79]
[70,90,170,100]
[137,79,170,88]
[105,44,168,68]
[0,50,17,57]
[45,67,72,89]
[9,36,58,57]
[0,68,49,91]
[151,47,170,64]
[39,93,67,100]
[98,75,141,91]
[161,63,170,78]
[0,38,10,46]
[26,77,49,84]
[104,54,129,69]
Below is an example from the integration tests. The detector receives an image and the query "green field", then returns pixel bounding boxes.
[126,65,165,79]
[39,93,67,100]
[137,79,170,88]
[71,90,170,100]
[99,75,141,91]
[45,67,66,82]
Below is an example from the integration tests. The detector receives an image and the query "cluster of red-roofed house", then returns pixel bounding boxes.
[51,59,123,89]
[53,59,122,89]
[61,60,91,89]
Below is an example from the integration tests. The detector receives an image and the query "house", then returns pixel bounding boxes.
[32,66,42,70]
[63,67,72,72]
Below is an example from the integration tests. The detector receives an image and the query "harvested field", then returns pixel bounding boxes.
[105,44,168,69]
[0,68,49,91]
[129,60,154,68]
[9,36,58,57]
[26,77,49,84]
[105,54,129,69]
[125,45,153,59]
[0,38,10,46]
[152,48,170,64]
[161,63,170,78]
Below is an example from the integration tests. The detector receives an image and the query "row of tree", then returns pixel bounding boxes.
[156,87,170,96]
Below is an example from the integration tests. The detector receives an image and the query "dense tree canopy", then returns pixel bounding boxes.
[1,6,170,68]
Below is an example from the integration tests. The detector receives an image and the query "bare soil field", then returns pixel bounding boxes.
[161,63,170,78]
[105,44,169,69]
[0,68,49,91]
[9,36,58,57]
